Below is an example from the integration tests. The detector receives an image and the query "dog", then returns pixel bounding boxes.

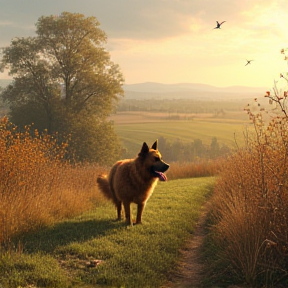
[97,140,169,225]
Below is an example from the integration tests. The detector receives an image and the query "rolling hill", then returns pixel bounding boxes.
[123,82,268,100]
[0,79,267,101]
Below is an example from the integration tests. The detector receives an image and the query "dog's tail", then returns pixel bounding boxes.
[97,174,115,202]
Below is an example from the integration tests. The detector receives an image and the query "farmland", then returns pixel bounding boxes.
[110,111,252,157]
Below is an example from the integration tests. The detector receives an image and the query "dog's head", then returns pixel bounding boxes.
[138,140,169,181]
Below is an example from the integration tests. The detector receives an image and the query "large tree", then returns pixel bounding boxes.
[0,12,124,164]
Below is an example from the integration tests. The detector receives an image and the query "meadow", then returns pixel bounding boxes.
[3,104,287,287]
[0,115,219,287]
[0,177,215,288]
[107,106,288,287]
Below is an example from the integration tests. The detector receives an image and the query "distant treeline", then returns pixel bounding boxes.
[159,136,231,162]
[122,136,232,162]
[116,98,247,114]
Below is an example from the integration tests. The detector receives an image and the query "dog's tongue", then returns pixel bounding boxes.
[155,171,167,181]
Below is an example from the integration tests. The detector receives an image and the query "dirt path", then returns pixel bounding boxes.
[163,202,245,288]
[164,203,210,288]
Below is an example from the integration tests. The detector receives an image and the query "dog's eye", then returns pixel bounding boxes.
[154,157,160,161]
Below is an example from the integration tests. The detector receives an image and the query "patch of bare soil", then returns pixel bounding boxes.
[163,203,210,288]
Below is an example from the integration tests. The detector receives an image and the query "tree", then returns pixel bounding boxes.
[0,12,124,163]
[210,137,220,159]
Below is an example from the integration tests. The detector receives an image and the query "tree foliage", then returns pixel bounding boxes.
[0,12,124,163]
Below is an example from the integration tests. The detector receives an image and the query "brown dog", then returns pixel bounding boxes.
[97,140,169,224]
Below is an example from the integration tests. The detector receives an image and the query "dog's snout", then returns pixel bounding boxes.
[163,162,169,172]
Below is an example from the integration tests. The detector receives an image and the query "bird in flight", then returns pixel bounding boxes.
[214,21,226,29]
[245,59,254,66]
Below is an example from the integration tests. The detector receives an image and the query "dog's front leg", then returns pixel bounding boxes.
[123,200,131,224]
[136,202,145,224]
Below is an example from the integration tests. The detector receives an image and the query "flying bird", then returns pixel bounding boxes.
[214,21,226,29]
[245,59,254,66]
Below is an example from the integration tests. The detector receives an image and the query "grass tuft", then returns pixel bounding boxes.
[0,252,69,288]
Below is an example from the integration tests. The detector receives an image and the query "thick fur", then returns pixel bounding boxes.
[97,140,169,224]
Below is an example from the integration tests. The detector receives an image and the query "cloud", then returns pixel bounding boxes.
[0,0,256,42]
[1,0,287,86]
[0,21,14,27]
[97,0,245,40]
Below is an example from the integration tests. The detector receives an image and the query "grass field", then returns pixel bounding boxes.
[110,111,251,157]
[0,177,214,288]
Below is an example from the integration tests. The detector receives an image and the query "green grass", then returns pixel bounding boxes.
[0,177,215,288]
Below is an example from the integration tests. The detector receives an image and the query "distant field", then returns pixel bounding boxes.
[110,111,251,156]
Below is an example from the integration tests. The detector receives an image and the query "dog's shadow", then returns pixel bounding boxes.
[14,217,125,254]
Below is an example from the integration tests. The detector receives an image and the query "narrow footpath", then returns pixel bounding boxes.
[164,203,209,288]
[164,202,246,288]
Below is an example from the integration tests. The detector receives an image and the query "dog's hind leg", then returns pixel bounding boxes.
[123,200,131,225]
[116,200,122,221]
[136,203,145,224]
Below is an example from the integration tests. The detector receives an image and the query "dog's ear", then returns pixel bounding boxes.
[151,140,158,150]
[138,142,149,156]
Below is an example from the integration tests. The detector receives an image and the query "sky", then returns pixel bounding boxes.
[0,0,288,88]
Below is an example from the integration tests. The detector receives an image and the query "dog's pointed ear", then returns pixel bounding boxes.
[138,142,149,156]
[151,140,158,150]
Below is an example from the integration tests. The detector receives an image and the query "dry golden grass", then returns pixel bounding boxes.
[167,158,225,180]
[0,117,103,244]
[208,90,288,287]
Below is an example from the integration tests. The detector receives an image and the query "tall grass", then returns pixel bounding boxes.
[167,158,225,180]
[207,82,288,287]
[0,117,103,245]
